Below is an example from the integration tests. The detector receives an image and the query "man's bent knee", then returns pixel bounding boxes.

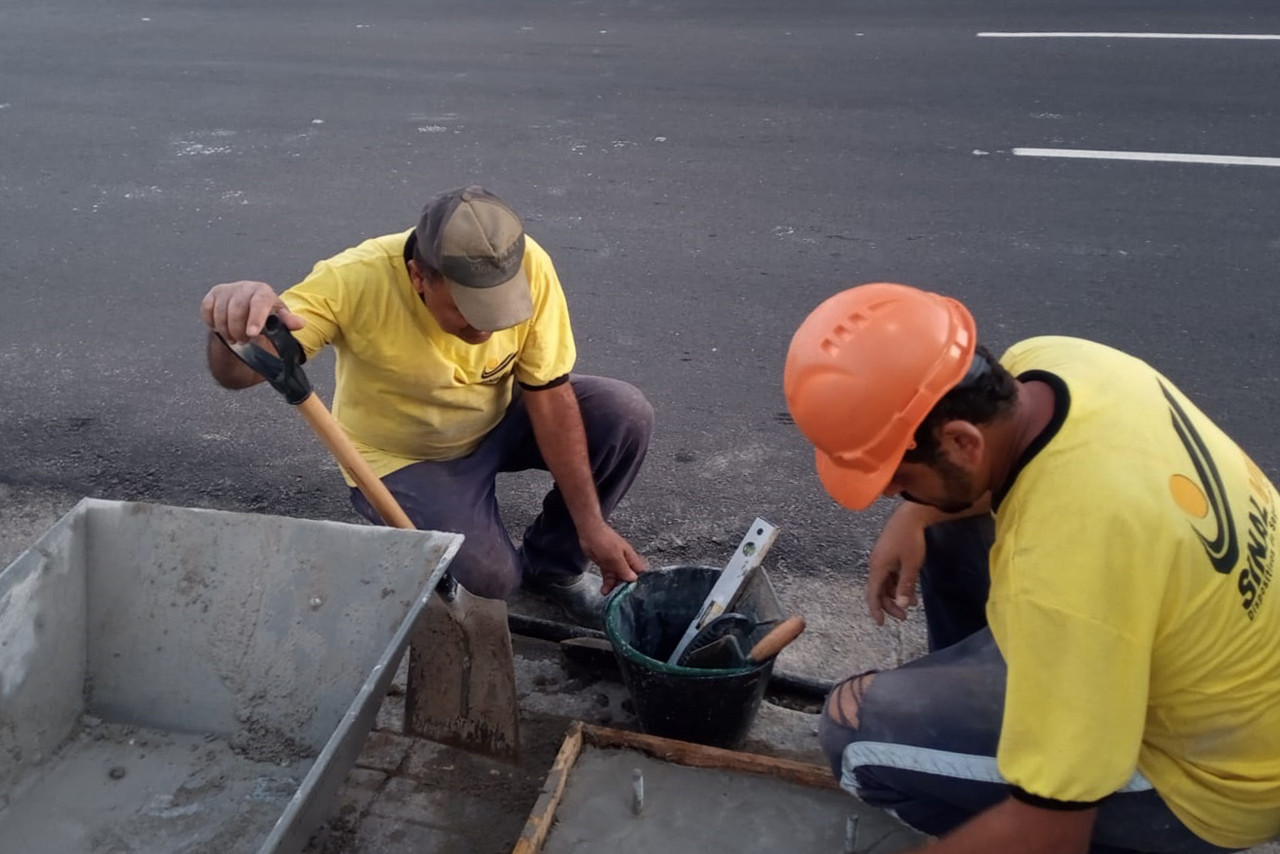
[445,537,523,601]
[826,671,875,728]
[614,382,655,436]
[578,377,655,442]
[818,672,876,782]
[451,565,521,601]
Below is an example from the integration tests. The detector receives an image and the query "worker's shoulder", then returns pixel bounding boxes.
[522,234,554,267]
[287,229,411,302]
[1000,335,1132,371]
[316,228,413,273]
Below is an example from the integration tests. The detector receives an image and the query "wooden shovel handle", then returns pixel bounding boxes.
[748,616,806,663]
[296,394,415,530]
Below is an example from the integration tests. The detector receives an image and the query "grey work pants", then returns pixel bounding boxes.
[818,516,1240,854]
[350,375,653,600]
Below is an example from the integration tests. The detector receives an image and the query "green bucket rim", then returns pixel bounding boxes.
[603,572,773,678]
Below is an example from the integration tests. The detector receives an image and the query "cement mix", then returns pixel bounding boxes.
[0,721,314,854]
[540,746,916,854]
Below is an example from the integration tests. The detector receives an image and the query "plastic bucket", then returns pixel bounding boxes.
[604,565,782,749]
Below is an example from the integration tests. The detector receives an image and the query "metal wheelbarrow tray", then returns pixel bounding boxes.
[0,499,461,854]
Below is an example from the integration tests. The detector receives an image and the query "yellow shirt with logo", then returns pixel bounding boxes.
[279,230,576,481]
[989,336,1280,848]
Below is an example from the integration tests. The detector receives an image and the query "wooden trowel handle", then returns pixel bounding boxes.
[748,616,806,663]
[296,394,415,530]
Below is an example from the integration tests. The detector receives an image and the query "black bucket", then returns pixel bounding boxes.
[604,565,782,749]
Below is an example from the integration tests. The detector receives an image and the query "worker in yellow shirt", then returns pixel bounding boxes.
[785,283,1280,853]
[200,185,652,628]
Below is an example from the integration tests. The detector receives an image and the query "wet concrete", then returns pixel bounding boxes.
[542,746,916,854]
[0,722,311,854]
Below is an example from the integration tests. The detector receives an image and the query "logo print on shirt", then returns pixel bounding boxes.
[1163,382,1238,575]
[481,352,516,381]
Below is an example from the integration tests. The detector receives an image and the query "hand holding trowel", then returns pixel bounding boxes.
[218,315,520,760]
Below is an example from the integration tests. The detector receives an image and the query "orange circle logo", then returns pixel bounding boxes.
[1169,474,1209,519]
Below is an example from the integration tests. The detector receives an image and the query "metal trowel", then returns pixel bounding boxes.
[674,612,756,667]
[679,615,807,670]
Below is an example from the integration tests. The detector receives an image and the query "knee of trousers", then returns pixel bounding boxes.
[818,709,859,783]
[446,539,523,601]
[818,672,875,783]
[584,377,655,445]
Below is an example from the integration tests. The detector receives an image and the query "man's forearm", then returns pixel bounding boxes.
[206,331,265,389]
[902,797,1095,854]
[524,383,604,532]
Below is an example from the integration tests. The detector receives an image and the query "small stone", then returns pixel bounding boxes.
[82,715,102,728]
[109,766,127,780]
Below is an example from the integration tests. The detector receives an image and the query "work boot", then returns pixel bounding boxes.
[524,572,606,630]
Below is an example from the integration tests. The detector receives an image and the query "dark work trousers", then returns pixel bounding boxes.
[349,375,653,601]
[818,516,1239,854]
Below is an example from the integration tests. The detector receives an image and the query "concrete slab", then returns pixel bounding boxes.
[540,745,916,854]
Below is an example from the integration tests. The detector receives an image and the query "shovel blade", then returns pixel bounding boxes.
[405,586,521,761]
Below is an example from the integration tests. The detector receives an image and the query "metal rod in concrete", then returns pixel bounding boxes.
[631,769,645,817]
[844,814,859,854]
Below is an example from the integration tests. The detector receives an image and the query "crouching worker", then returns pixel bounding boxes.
[200,185,653,628]
[784,283,1280,853]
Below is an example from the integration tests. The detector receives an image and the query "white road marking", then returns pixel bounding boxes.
[978,32,1280,40]
[1013,148,1280,167]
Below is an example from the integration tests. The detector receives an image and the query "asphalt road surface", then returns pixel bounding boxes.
[3,0,1279,617]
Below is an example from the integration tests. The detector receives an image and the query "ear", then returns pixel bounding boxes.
[938,420,985,467]
[407,259,428,293]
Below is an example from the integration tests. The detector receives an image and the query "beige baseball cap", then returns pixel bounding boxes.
[414,185,534,331]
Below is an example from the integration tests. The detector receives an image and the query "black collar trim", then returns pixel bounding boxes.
[992,370,1070,512]
[403,230,417,267]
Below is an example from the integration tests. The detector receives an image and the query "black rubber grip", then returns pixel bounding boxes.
[222,314,312,405]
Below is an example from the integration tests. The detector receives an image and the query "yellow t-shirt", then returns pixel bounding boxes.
[279,229,576,480]
[989,336,1280,848]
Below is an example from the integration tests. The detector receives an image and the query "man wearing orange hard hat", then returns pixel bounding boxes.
[785,283,1280,854]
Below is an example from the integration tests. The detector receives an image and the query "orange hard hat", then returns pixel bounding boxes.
[783,283,977,510]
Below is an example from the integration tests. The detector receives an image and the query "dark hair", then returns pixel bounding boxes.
[901,345,1018,464]
[411,244,440,279]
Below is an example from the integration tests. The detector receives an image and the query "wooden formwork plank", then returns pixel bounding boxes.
[512,722,585,854]
[581,724,839,791]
